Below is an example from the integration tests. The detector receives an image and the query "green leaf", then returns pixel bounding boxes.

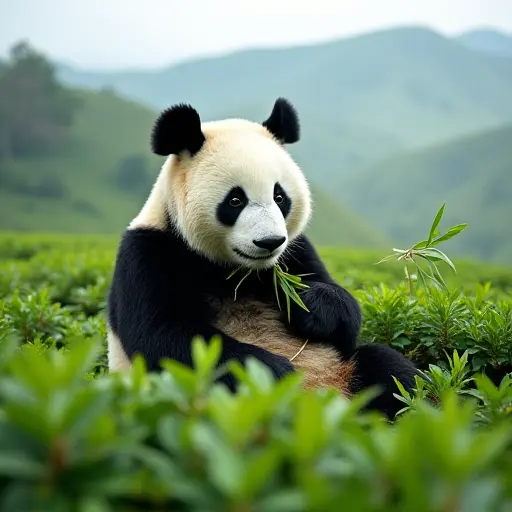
[392,375,411,400]
[412,239,429,250]
[273,266,282,311]
[257,490,305,512]
[427,203,445,245]
[293,392,326,461]
[160,359,197,394]
[0,453,45,479]
[375,254,396,264]
[431,223,468,246]
[239,447,282,499]
[191,423,243,496]
[421,247,457,273]
[420,256,448,292]
[416,266,432,293]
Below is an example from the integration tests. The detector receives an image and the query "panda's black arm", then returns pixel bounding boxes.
[279,235,362,357]
[107,228,294,389]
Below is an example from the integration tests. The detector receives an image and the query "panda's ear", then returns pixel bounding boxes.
[262,97,300,144]
[151,103,206,157]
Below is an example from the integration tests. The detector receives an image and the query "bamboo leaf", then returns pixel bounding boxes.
[425,257,448,292]
[375,254,396,264]
[427,203,445,245]
[430,223,468,246]
[415,249,444,261]
[273,266,282,311]
[421,247,457,273]
[285,292,291,323]
[412,239,429,250]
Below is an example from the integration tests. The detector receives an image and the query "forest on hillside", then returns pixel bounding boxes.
[0,42,82,199]
[0,42,81,160]
[0,41,153,203]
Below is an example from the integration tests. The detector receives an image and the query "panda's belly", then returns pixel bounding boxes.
[212,299,354,395]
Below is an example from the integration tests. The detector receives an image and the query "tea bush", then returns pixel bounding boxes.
[0,231,512,511]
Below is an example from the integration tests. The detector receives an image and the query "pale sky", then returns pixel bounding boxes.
[2,0,512,69]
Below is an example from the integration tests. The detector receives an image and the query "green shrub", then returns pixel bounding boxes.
[0,336,511,511]
[0,224,511,510]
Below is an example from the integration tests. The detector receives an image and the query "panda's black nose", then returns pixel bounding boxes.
[253,236,286,252]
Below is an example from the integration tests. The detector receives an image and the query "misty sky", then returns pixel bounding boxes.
[2,0,512,69]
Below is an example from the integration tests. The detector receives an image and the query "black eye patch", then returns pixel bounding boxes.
[216,186,248,226]
[274,182,291,218]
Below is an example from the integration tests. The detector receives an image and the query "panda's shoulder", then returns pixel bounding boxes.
[114,226,209,277]
[116,226,184,261]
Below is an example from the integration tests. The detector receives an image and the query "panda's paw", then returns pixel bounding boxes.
[286,282,360,354]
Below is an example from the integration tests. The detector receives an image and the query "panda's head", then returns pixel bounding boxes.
[149,98,311,270]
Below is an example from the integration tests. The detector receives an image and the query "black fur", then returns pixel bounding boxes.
[274,182,291,218]
[262,98,300,144]
[108,227,418,419]
[216,186,248,227]
[151,104,206,157]
[349,344,420,420]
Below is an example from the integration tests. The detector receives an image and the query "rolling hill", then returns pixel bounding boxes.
[457,29,512,57]
[57,25,512,190]
[340,124,512,264]
[0,88,388,249]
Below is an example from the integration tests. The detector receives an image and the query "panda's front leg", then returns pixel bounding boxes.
[283,280,362,357]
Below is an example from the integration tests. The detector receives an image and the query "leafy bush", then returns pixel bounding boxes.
[0,221,511,510]
[0,335,511,511]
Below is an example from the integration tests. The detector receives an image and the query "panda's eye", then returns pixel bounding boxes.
[274,194,284,204]
[229,197,243,207]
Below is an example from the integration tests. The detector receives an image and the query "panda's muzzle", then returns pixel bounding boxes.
[253,236,286,252]
[233,248,275,261]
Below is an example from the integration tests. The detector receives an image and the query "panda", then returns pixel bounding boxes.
[106,97,419,420]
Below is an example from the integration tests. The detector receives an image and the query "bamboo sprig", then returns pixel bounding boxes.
[376,203,468,295]
[227,262,311,321]
[272,263,310,322]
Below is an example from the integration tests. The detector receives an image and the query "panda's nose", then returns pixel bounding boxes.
[253,236,286,252]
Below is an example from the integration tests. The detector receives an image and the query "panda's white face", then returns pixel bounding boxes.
[168,120,312,270]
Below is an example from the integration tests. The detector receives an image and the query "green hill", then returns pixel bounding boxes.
[340,124,512,264]
[0,89,387,249]
[57,25,512,190]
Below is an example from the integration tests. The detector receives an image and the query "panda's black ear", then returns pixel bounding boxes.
[151,103,206,157]
[262,97,300,144]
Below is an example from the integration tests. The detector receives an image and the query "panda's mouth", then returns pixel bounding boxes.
[233,248,274,261]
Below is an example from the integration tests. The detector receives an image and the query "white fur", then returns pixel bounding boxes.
[107,327,131,371]
[129,118,312,270]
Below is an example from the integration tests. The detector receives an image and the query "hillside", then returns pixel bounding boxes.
[457,29,512,57]
[57,25,512,190]
[0,88,387,249]
[340,123,512,264]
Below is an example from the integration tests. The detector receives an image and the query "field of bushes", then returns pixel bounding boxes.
[1,231,511,511]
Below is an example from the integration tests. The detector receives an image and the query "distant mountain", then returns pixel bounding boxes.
[457,29,512,57]
[0,88,387,249]
[340,124,512,264]
[56,26,512,190]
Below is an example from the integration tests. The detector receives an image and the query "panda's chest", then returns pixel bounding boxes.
[210,296,315,363]
[210,297,278,333]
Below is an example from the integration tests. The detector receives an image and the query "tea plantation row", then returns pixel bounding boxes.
[0,232,511,511]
